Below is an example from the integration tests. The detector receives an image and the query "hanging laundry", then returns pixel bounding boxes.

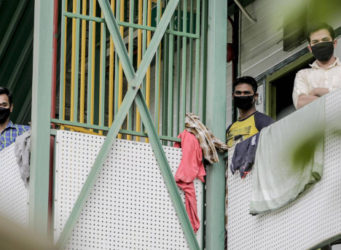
[185,113,228,164]
[230,133,259,178]
[174,130,206,233]
[250,97,325,215]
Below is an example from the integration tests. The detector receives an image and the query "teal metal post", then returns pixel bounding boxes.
[205,0,227,249]
[29,0,53,236]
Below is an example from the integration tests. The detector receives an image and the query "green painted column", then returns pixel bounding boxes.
[29,0,53,236]
[205,0,227,249]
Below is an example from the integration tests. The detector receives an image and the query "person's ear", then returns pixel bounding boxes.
[254,93,259,102]
[10,104,13,113]
[308,43,312,53]
[334,39,337,48]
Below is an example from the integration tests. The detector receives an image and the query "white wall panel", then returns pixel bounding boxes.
[0,144,29,226]
[54,131,204,250]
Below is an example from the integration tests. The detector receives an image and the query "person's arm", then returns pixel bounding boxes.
[296,94,319,109]
[309,87,329,97]
[296,88,329,109]
[293,70,315,109]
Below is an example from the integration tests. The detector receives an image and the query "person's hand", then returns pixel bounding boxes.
[309,88,329,97]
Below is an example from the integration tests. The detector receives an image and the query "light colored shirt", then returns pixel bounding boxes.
[292,57,341,108]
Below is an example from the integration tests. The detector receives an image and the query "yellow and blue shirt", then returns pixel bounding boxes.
[226,111,273,148]
[0,121,30,151]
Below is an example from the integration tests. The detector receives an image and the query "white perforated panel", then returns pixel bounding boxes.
[227,90,341,249]
[54,130,203,250]
[0,143,29,226]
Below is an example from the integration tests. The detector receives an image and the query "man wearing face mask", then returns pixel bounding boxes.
[226,76,274,148]
[293,23,341,109]
[0,87,30,151]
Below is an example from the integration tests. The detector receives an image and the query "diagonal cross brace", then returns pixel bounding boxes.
[56,1,200,249]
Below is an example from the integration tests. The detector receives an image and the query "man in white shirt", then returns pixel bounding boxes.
[292,23,341,109]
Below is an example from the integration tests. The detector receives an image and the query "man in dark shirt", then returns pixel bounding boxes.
[0,87,30,151]
[226,76,273,148]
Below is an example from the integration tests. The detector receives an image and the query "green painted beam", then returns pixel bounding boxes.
[59,0,66,122]
[205,0,227,249]
[72,0,81,122]
[98,0,135,83]
[63,11,200,38]
[29,0,53,236]
[200,0,208,123]
[135,91,200,250]
[51,118,181,142]
[129,0,181,88]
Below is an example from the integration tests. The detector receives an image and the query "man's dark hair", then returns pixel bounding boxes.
[0,87,13,105]
[233,76,258,93]
[307,22,335,43]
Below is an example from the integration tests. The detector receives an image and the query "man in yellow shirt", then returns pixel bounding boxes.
[226,76,273,148]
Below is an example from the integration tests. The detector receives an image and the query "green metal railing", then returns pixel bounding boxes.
[50,1,211,249]
[30,0,228,249]
[53,0,207,143]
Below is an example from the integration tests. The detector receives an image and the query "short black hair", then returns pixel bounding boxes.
[0,87,13,105]
[307,22,335,43]
[233,76,258,93]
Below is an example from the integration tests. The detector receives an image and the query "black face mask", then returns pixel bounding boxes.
[311,41,334,62]
[233,95,254,111]
[0,107,10,124]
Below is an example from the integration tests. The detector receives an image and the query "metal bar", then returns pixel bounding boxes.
[141,0,148,139]
[64,11,104,22]
[162,27,169,140]
[29,0,53,235]
[127,0,135,140]
[70,0,80,122]
[167,7,174,138]
[87,0,96,125]
[70,0,76,121]
[51,119,181,142]
[59,0,68,122]
[101,0,134,82]
[194,0,201,114]
[135,0,143,141]
[180,0,188,132]
[108,0,115,127]
[80,0,87,123]
[63,11,200,38]
[57,0,182,246]
[114,0,120,129]
[74,0,81,121]
[99,12,106,133]
[87,0,93,124]
[205,0,227,249]
[118,0,125,139]
[200,0,208,123]
[176,4,181,135]
[188,0,194,111]
[135,92,200,249]
[154,0,161,133]
[145,0,152,143]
